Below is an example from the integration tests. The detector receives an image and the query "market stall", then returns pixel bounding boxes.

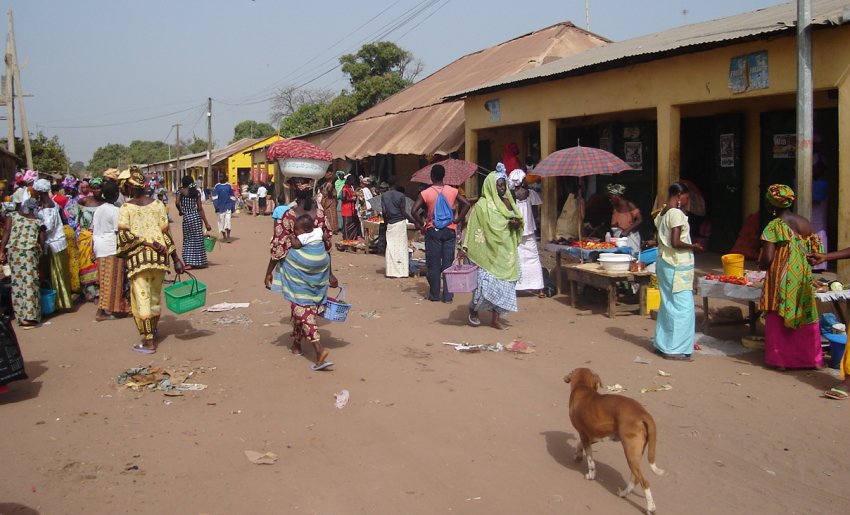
[697,275,763,334]
[563,262,653,318]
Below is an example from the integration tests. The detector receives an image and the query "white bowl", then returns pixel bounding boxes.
[598,253,632,271]
[277,158,331,179]
[614,237,629,247]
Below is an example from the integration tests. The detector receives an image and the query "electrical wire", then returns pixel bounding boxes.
[39,103,206,130]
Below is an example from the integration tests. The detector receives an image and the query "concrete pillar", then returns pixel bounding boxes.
[656,104,681,199]
[837,73,850,283]
[540,118,558,243]
[463,127,479,199]
[742,108,762,218]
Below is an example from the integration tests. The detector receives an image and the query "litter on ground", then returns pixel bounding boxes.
[694,333,754,356]
[657,370,672,377]
[116,364,213,393]
[203,302,250,312]
[334,389,350,409]
[244,451,278,465]
[213,313,253,326]
[606,384,627,393]
[641,384,673,394]
[634,356,652,364]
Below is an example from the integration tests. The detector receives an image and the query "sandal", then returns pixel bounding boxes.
[290,343,303,356]
[132,344,156,354]
[823,387,850,400]
[468,310,481,327]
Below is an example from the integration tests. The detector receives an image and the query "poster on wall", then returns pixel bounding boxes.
[719,134,735,168]
[485,99,501,122]
[772,134,796,159]
[624,142,643,170]
[729,50,769,94]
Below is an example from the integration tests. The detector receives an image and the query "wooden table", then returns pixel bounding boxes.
[563,263,653,318]
[815,290,850,325]
[697,278,762,334]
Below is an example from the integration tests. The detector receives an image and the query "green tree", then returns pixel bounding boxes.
[280,103,328,138]
[30,133,71,172]
[339,41,421,114]
[230,120,276,143]
[71,161,86,174]
[127,140,172,165]
[185,137,210,154]
[88,143,129,173]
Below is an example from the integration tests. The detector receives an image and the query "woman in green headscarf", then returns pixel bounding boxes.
[758,184,823,369]
[462,171,523,329]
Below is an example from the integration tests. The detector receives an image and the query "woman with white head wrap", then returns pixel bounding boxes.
[35,180,74,310]
[0,198,44,325]
[510,169,546,296]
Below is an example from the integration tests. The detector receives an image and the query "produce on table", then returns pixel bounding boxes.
[705,274,750,286]
[366,216,384,223]
[569,241,617,250]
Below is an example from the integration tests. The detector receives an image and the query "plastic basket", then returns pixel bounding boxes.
[164,272,207,314]
[443,259,478,293]
[40,288,57,316]
[639,247,657,264]
[204,234,217,252]
[323,287,351,322]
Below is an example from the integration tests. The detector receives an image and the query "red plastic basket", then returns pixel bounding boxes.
[443,259,479,293]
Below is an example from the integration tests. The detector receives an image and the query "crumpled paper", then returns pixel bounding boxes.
[244,451,278,465]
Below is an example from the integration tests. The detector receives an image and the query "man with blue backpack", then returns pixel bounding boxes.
[411,164,471,303]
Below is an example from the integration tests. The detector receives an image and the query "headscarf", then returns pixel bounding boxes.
[20,198,39,215]
[62,175,78,191]
[607,183,626,196]
[508,169,526,190]
[33,178,51,193]
[22,169,38,184]
[127,167,146,188]
[89,177,104,188]
[495,162,506,175]
[287,177,313,192]
[765,184,795,209]
[502,143,522,173]
[462,172,523,281]
[103,169,119,181]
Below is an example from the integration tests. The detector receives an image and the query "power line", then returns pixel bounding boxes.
[39,103,205,129]
[218,0,442,108]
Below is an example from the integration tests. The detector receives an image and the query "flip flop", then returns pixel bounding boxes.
[468,311,481,327]
[661,354,693,361]
[311,361,334,371]
[132,344,156,354]
[823,388,850,400]
[290,345,303,356]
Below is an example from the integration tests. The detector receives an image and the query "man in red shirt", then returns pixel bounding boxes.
[412,164,471,303]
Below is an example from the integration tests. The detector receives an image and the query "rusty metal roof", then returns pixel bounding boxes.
[447,0,850,100]
[186,137,262,168]
[319,22,608,159]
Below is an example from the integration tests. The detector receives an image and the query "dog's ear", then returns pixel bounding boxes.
[564,373,571,384]
[592,372,602,391]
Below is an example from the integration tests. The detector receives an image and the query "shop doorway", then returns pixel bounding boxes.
[760,108,839,253]
[681,113,744,252]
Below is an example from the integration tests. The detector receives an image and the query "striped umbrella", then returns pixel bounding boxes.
[533,145,632,177]
[411,159,481,186]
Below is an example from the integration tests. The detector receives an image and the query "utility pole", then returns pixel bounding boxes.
[585,0,590,31]
[4,10,32,168]
[174,123,181,185]
[795,0,813,220]
[207,97,213,187]
[7,10,31,169]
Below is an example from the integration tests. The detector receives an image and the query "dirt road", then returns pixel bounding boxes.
[1,205,847,514]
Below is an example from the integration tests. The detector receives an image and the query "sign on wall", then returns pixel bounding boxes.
[720,133,735,168]
[772,134,796,159]
[728,50,769,94]
[485,99,501,122]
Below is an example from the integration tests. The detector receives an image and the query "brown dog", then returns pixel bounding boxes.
[565,368,664,514]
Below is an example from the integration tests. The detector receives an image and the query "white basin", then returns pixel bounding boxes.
[277,158,331,179]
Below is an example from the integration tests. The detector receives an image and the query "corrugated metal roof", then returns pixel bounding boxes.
[318,22,608,159]
[447,0,850,99]
[186,137,262,168]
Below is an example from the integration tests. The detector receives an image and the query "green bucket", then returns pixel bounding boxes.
[203,234,217,252]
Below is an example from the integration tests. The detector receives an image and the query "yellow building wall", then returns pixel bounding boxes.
[463,25,850,266]
[227,135,283,184]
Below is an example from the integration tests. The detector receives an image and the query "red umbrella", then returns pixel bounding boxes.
[411,159,481,186]
[534,145,632,177]
[266,139,332,161]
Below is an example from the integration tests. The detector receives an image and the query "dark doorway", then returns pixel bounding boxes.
[681,113,744,252]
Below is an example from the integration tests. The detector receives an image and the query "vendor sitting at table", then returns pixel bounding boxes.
[607,183,642,254]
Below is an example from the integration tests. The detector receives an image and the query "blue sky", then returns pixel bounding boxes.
[5,0,781,163]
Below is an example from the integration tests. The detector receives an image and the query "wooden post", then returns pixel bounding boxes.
[463,128,479,199]
[656,104,681,198]
[540,118,557,243]
[837,72,850,284]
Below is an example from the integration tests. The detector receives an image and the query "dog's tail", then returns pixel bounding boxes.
[644,415,664,476]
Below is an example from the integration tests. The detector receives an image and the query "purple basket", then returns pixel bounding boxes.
[443,261,479,293]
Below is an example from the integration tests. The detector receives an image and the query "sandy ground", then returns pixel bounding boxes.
[1,203,848,515]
